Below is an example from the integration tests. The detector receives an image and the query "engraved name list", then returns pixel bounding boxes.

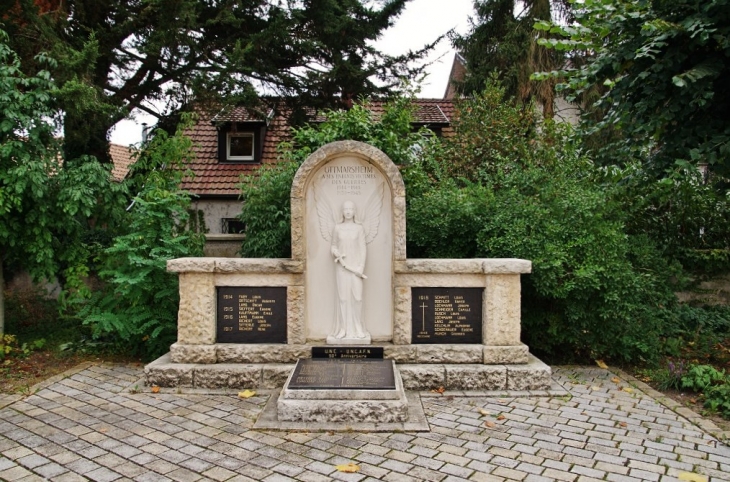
[411,287,483,344]
[216,287,287,343]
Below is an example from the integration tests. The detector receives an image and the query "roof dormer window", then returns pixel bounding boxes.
[227,132,255,161]
[217,123,264,163]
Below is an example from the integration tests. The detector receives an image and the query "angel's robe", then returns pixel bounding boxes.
[330,221,368,339]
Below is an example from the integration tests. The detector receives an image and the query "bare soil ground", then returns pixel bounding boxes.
[0,351,142,395]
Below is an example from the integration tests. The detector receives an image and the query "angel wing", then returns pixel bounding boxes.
[313,180,337,242]
[360,182,384,244]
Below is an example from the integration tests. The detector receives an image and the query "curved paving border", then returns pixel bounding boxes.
[612,367,730,443]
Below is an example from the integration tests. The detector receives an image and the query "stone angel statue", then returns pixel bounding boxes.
[314,180,384,342]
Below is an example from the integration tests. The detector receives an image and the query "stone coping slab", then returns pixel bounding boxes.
[395,258,532,274]
[167,257,531,275]
[167,257,304,273]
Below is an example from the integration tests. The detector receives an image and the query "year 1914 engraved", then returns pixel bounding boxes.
[217,287,287,343]
[411,287,482,344]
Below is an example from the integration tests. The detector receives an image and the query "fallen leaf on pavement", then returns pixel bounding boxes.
[618,422,627,428]
[496,415,505,421]
[622,387,634,393]
[611,377,621,384]
[678,472,708,482]
[335,463,360,473]
[484,421,495,428]
[595,360,608,369]
[478,408,490,416]
[151,386,160,394]
[238,390,256,398]
[431,386,445,394]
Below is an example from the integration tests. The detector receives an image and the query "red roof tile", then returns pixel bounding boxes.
[182,99,455,197]
[110,143,135,181]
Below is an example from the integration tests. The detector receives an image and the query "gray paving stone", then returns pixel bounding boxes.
[4,365,730,482]
[85,466,122,481]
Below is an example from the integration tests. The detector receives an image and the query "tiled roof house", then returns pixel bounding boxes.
[110,143,136,181]
[183,96,457,256]
[102,55,467,256]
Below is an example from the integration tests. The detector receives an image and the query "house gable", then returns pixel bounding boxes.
[182,99,455,199]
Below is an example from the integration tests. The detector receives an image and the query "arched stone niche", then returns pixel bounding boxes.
[291,141,405,341]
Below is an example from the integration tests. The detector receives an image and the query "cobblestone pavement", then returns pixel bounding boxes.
[0,364,728,482]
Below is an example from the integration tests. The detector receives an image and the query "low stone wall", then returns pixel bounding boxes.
[393,259,530,360]
[167,257,531,366]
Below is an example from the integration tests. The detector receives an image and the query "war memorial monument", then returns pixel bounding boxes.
[145,140,551,425]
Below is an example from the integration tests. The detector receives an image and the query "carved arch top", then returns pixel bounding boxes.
[290,140,405,200]
[290,140,406,262]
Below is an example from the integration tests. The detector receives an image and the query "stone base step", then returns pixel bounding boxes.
[145,353,551,391]
[277,360,408,423]
[169,342,529,365]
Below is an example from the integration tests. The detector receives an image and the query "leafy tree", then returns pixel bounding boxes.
[75,114,205,359]
[451,0,571,117]
[3,0,432,163]
[534,0,730,176]
[0,30,123,336]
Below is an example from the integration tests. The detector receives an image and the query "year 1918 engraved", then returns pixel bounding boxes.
[411,288,482,344]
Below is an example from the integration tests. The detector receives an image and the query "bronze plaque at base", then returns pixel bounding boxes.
[311,346,384,359]
[217,287,287,343]
[288,359,395,390]
[411,287,483,344]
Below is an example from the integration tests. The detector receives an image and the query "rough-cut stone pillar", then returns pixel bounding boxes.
[287,285,306,344]
[177,272,216,344]
[484,274,522,346]
[392,286,411,344]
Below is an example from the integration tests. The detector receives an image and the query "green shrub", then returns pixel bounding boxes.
[603,162,730,277]
[681,364,730,418]
[407,182,491,258]
[239,160,299,258]
[682,365,727,392]
[408,84,678,363]
[73,115,205,360]
[474,164,676,362]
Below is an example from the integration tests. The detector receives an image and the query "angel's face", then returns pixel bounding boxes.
[342,202,355,220]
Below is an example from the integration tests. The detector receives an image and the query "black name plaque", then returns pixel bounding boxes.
[216,287,287,343]
[411,287,483,344]
[288,359,395,390]
[311,347,384,359]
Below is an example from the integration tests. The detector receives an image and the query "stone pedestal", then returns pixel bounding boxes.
[277,360,408,423]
